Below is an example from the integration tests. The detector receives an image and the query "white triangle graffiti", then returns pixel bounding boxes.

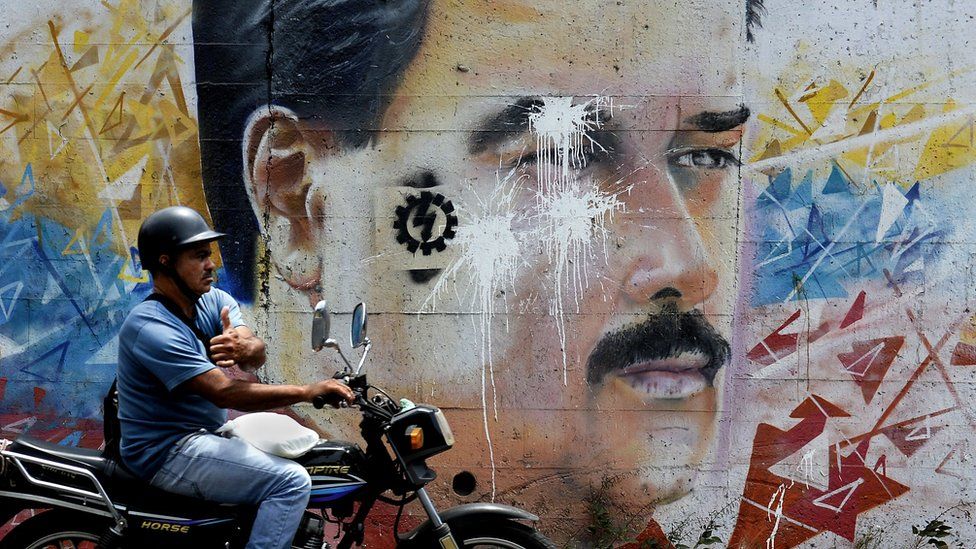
[0,281,23,321]
[2,416,37,433]
[811,477,865,512]
[904,416,932,442]
[875,183,909,243]
[41,274,61,305]
[842,341,886,377]
[97,154,147,201]
[46,121,69,160]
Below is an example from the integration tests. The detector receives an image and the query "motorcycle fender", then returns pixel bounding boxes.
[397,503,538,548]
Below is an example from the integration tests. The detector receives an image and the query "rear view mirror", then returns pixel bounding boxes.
[311,300,331,351]
[351,302,367,348]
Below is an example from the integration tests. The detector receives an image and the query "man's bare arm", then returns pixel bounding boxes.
[215,325,266,371]
[182,368,353,411]
[210,307,267,371]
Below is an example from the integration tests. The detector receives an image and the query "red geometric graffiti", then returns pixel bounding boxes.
[836,337,904,404]
[839,290,866,329]
[881,418,942,458]
[729,395,909,547]
[619,518,673,549]
[0,414,103,449]
[949,341,976,365]
[935,445,967,479]
[747,309,802,366]
[877,408,955,458]
[747,293,873,368]
[32,387,46,408]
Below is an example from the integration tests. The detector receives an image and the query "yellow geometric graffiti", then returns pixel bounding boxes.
[915,101,976,180]
[0,0,210,259]
[750,68,976,186]
[117,261,150,284]
[61,228,88,256]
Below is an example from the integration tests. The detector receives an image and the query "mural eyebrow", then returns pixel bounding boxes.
[468,96,546,154]
[397,170,440,189]
[684,106,751,133]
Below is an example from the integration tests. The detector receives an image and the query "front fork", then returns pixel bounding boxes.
[417,488,459,549]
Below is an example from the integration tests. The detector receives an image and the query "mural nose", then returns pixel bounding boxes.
[621,242,718,309]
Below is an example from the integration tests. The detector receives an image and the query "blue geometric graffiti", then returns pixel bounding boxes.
[0,199,152,418]
[0,163,36,213]
[751,165,940,305]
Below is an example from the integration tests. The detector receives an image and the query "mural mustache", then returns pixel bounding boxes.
[586,304,730,390]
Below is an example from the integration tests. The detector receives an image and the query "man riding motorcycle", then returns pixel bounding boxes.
[118,206,354,549]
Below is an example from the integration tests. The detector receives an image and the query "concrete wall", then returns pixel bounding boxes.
[1,0,974,546]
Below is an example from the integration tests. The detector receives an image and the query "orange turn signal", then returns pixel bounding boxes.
[407,426,424,450]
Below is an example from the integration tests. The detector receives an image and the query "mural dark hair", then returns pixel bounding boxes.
[192,0,430,300]
[746,0,766,42]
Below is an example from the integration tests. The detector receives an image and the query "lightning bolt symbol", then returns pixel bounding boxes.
[412,195,437,242]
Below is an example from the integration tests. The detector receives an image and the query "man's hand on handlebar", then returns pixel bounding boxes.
[306,379,355,409]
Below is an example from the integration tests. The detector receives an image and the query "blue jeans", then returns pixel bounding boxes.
[150,431,311,549]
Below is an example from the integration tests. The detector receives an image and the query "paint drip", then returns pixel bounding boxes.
[766,483,788,549]
[797,448,816,488]
[528,96,627,382]
[534,177,625,382]
[422,165,528,500]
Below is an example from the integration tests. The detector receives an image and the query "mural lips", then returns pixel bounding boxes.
[585,305,730,399]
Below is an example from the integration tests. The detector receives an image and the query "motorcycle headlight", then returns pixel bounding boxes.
[388,405,454,462]
[432,408,455,447]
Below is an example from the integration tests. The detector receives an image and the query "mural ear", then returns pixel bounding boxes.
[242,106,323,291]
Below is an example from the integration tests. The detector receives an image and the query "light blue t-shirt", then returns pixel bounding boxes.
[117,288,245,479]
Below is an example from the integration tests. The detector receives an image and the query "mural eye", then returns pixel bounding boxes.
[668,148,740,170]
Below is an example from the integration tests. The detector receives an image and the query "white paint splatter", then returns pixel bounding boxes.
[528,96,613,191]
[420,95,629,495]
[527,96,627,381]
[422,165,528,500]
[535,177,626,382]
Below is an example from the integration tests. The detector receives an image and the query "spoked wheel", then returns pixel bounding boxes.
[0,511,105,549]
[22,531,98,549]
[448,519,558,549]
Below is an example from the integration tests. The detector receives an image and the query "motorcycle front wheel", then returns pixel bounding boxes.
[444,519,557,549]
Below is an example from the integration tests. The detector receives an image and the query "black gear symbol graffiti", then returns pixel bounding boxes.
[393,191,458,256]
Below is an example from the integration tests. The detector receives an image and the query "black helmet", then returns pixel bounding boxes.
[137,206,225,271]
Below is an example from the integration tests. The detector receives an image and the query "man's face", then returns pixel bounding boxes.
[171,242,217,297]
[261,0,745,509]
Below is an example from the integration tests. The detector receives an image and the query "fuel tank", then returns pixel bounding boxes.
[293,440,368,504]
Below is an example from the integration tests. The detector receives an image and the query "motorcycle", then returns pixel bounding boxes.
[0,300,556,548]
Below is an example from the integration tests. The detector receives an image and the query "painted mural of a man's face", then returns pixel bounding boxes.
[195,0,755,519]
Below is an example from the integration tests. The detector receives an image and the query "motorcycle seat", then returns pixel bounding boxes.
[6,436,248,515]
[5,436,122,476]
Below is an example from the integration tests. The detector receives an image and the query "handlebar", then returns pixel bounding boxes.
[312,394,348,409]
[310,372,400,418]
[312,372,363,409]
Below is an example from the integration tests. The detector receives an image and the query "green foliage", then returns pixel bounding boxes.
[911,519,957,549]
[583,489,633,548]
[571,477,726,549]
[672,521,722,549]
[853,525,885,549]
